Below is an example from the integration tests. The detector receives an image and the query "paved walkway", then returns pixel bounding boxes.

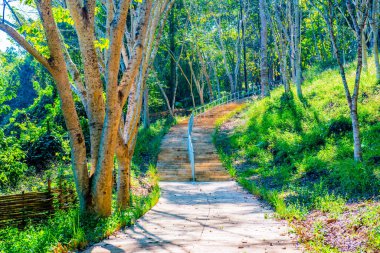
[84,182,303,253]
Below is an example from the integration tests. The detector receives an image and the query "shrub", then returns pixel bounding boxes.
[25,132,63,172]
[327,116,352,136]
[0,130,27,189]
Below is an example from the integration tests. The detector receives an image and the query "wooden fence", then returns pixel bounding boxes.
[0,182,77,228]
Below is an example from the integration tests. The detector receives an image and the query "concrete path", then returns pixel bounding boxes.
[84,182,303,253]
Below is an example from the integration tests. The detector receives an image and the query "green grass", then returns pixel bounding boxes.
[0,182,160,253]
[132,117,175,174]
[215,60,380,252]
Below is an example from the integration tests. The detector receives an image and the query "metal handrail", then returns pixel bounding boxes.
[187,113,195,181]
[192,88,256,117]
[186,88,256,182]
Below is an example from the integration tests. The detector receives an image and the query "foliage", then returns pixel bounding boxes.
[0,114,169,251]
[215,59,380,251]
[25,131,64,172]
[0,184,160,253]
[0,129,27,189]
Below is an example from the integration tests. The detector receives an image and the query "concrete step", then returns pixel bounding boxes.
[156,101,244,182]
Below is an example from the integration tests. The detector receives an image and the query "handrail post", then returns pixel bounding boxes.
[188,113,195,182]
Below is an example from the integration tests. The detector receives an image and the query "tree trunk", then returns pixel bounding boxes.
[197,49,214,101]
[351,106,363,161]
[260,0,270,97]
[211,61,221,98]
[116,140,131,210]
[216,17,235,93]
[235,12,242,92]
[362,32,368,71]
[315,1,364,162]
[53,71,91,213]
[240,0,248,92]
[158,81,175,117]
[371,0,380,79]
[288,1,296,83]
[143,86,150,128]
[171,63,179,113]
[189,61,205,105]
[169,7,176,99]
[1,0,168,218]
[374,28,380,80]
[190,74,196,108]
[294,0,303,99]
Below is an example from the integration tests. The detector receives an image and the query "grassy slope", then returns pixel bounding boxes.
[215,61,380,252]
[0,118,174,253]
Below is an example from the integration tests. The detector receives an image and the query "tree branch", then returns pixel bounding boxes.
[0,23,52,72]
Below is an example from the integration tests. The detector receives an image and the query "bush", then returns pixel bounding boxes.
[0,130,27,189]
[25,132,63,172]
[214,58,380,252]
[327,116,352,136]
[0,187,160,253]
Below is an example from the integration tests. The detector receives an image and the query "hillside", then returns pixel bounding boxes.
[215,61,380,252]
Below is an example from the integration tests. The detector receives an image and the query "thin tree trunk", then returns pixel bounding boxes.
[197,49,214,101]
[190,74,196,108]
[362,32,368,71]
[143,86,150,128]
[216,17,235,93]
[171,64,179,113]
[288,1,296,83]
[169,6,176,99]
[269,4,289,93]
[310,12,322,61]
[314,1,364,162]
[158,81,175,117]
[235,12,242,92]
[189,60,205,105]
[294,0,303,99]
[352,35,364,161]
[371,0,380,79]
[240,0,248,92]
[260,0,270,97]
[211,61,221,98]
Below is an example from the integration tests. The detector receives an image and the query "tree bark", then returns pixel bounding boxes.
[288,1,297,83]
[362,32,368,71]
[189,60,205,105]
[294,0,303,99]
[240,0,248,92]
[260,0,270,97]
[198,50,214,101]
[116,137,131,209]
[1,0,171,217]
[215,17,235,93]
[143,86,150,128]
[370,0,380,79]
[313,0,365,162]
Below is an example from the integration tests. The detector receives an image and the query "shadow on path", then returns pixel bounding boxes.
[83,182,303,253]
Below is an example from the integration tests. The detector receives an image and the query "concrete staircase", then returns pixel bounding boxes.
[157,102,244,182]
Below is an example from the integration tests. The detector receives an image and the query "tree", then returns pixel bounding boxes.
[260,0,270,97]
[370,0,380,79]
[270,0,290,92]
[0,0,173,216]
[293,0,303,99]
[311,0,370,161]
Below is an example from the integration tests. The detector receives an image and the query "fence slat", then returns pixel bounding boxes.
[0,186,77,228]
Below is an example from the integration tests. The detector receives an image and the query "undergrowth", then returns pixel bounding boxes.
[0,117,174,253]
[214,60,380,252]
[0,178,160,253]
